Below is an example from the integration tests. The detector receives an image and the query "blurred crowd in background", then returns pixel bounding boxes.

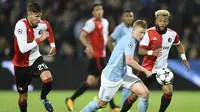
[0,0,200,61]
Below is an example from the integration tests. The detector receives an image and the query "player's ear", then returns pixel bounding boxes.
[27,12,30,16]
[155,19,157,25]
[166,18,169,25]
[27,11,33,17]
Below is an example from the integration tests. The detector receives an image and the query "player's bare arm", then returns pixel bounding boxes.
[107,36,115,52]
[175,43,190,71]
[43,20,56,57]
[126,55,152,77]
[40,31,49,42]
[138,47,162,57]
[79,31,93,58]
[48,47,56,56]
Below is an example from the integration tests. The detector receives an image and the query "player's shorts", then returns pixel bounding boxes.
[126,66,133,75]
[87,57,105,77]
[99,72,141,102]
[137,72,157,88]
[14,56,49,94]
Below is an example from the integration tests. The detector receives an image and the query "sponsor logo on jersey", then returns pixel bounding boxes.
[162,46,170,50]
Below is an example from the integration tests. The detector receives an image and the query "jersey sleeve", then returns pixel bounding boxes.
[82,20,95,34]
[139,31,150,49]
[43,20,55,47]
[110,26,121,40]
[14,21,40,53]
[124,37,136,56]
[105,19,109,36]
[173,33,180,45]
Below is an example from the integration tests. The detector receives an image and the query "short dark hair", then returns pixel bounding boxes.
[123,9,133,14]
[92,3,102,10]
[27,2,42,13]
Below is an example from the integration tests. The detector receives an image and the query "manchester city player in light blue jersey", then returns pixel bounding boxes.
[107,10,136,107]
[81,20,151,112]
[107,10,134,51]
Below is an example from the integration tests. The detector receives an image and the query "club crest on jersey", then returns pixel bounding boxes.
[168,38,172,43]
[17,29,22,34]
[128,43,133,48]
[38,30,45,35]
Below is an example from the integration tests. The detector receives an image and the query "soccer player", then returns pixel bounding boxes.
[126,9,191,112]
[65,4,120,112]
[81,20,151,112]
[107,9,135,106]
[12,3,56,112]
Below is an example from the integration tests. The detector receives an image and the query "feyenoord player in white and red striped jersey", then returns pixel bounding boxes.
[122,10,190,112]
[12,3,55,112]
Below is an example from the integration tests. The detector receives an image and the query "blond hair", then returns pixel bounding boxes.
[155,9,170,18]
[133,19,147,29]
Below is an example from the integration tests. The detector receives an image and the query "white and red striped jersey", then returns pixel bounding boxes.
[82,17,109,58]
[12,18,55,67]
[139,27,180,73]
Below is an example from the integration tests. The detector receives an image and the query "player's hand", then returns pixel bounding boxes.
[182,60,190,71]
[85,46,93,59]
[48,47,56,56]
[153,48,162,57]
[40,31,49,42]
[144,69,152,78]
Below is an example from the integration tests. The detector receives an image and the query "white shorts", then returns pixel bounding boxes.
[99,72,140,102]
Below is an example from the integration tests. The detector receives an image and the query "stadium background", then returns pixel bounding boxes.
[0,0,200,112]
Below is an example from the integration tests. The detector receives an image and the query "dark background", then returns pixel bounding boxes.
[0,59,199,90]
[0,0,200,90]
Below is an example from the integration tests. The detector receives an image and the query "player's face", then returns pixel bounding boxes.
[123,12,134,26]
[155,15,169,31]
[133,26,146,41]
[28,12,42,27]
[93,6,103,19]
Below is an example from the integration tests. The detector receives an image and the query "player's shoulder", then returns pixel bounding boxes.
[36,20,49,30]
[85,18,95,25]
[147,27,156,32]
[38,20,50,27]
[167,28,177,35]
[15,18,26,28]
[115,23,124,30]
[146,27,158,37]
[40,20,49,24]
[102,18,109,24]
[86,17,95,22]
[16,18,26,24]
[121,34,133,41]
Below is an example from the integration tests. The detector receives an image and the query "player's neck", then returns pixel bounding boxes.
[131,32,139,42]
[131,32,136,38]
[123,22,131,28]
[95,17,102,21]
[156,26,167,34]
[26,18,36,28]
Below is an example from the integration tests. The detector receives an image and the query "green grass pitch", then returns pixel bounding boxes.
[0,90,199,112]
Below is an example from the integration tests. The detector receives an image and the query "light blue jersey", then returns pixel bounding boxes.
[103,34,137,81]
[110,23,132,43]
